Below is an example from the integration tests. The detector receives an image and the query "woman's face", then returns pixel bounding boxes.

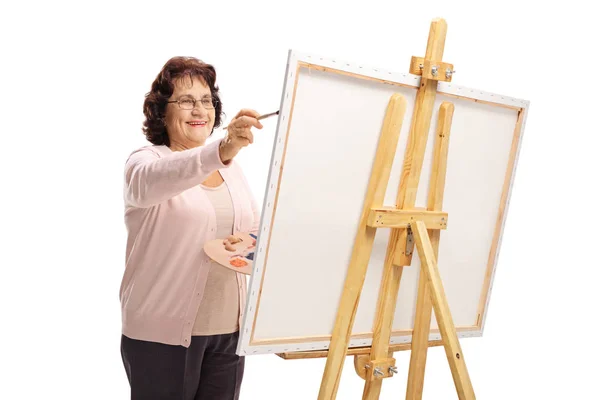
[165,76,215,149]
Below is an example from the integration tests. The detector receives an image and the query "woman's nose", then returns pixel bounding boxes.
[191,105,207,116]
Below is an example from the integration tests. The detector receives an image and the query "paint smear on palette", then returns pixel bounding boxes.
[229,233,256,267]
[230,258,248,267]
[203,232,257,275]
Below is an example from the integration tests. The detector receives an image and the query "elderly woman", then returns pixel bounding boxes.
[119,56,263,400]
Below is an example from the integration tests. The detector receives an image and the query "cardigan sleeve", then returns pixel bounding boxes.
[124,139,231,208]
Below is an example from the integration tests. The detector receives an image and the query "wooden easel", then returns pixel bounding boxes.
[278,18,476,400]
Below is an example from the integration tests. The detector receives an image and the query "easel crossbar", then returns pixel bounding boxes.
[367,209,448,229]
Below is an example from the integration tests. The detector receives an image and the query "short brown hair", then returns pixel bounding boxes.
[142,56,224,146]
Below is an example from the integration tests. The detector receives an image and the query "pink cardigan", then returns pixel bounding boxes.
[119,138,260,347]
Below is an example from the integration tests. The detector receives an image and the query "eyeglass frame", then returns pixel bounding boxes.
[167,96,219,110]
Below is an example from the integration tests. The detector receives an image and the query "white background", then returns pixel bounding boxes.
[1,0,598,399]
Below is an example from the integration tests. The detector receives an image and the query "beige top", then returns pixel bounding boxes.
[193,181,240,335]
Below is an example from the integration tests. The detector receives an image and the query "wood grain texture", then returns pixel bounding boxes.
[298,62,522,111]
[317,94,407,400]
[367,208,447,229]
[409,56,454,82]
[362,358,397,400]
[361,18,449,400]
[251,323,476,347]
[299,62,417,90]
[355,354,371,380]
[476,108,525,328]
[393,18,448,267]
[406,267,434,400]
[277,341,444,360]
[438,92,522,111]
[250,64,301,344]
[412,221,476,400]
[406,102,454,400]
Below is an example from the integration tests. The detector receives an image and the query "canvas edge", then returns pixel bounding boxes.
[236,49,297,355]
[238,328,484,356]
[478,102,531,335]
[292,49,530,109]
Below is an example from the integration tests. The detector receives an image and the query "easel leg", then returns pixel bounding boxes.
[406,248,434,400]
[361,245,404,400]
[411,221,476,400]
[362,371,382,400]
[407,102,454,399]
[318,94,407,400]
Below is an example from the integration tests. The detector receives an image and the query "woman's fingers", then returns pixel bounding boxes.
[237,131,254,145]
[221,109,263,161]
[234,109,261,119]
[223,235,239,252]
[229,117,258,147]
[234,115,263,130]
[225,235,242,244]
[224,243,236,252]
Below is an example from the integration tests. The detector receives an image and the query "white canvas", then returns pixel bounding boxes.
[237,50,529,356]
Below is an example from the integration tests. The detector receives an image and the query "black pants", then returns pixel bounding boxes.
[120,331,244,400]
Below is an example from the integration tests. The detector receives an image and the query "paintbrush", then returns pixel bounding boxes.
[223,110,279,130]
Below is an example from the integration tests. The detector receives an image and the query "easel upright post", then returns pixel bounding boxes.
[392,18,447,268]
[360,17,449,400]
[318,17,477,400]
[406,101,454,399]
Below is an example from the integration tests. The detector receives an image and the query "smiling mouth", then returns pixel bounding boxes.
[187,121,207,127]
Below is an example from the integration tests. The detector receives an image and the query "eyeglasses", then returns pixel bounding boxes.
[167,96,218,110]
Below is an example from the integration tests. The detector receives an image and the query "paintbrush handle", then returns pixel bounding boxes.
[224,110,279,130]
[257,110,279,121]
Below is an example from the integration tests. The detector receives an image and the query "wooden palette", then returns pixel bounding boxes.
[203,231,256,275]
